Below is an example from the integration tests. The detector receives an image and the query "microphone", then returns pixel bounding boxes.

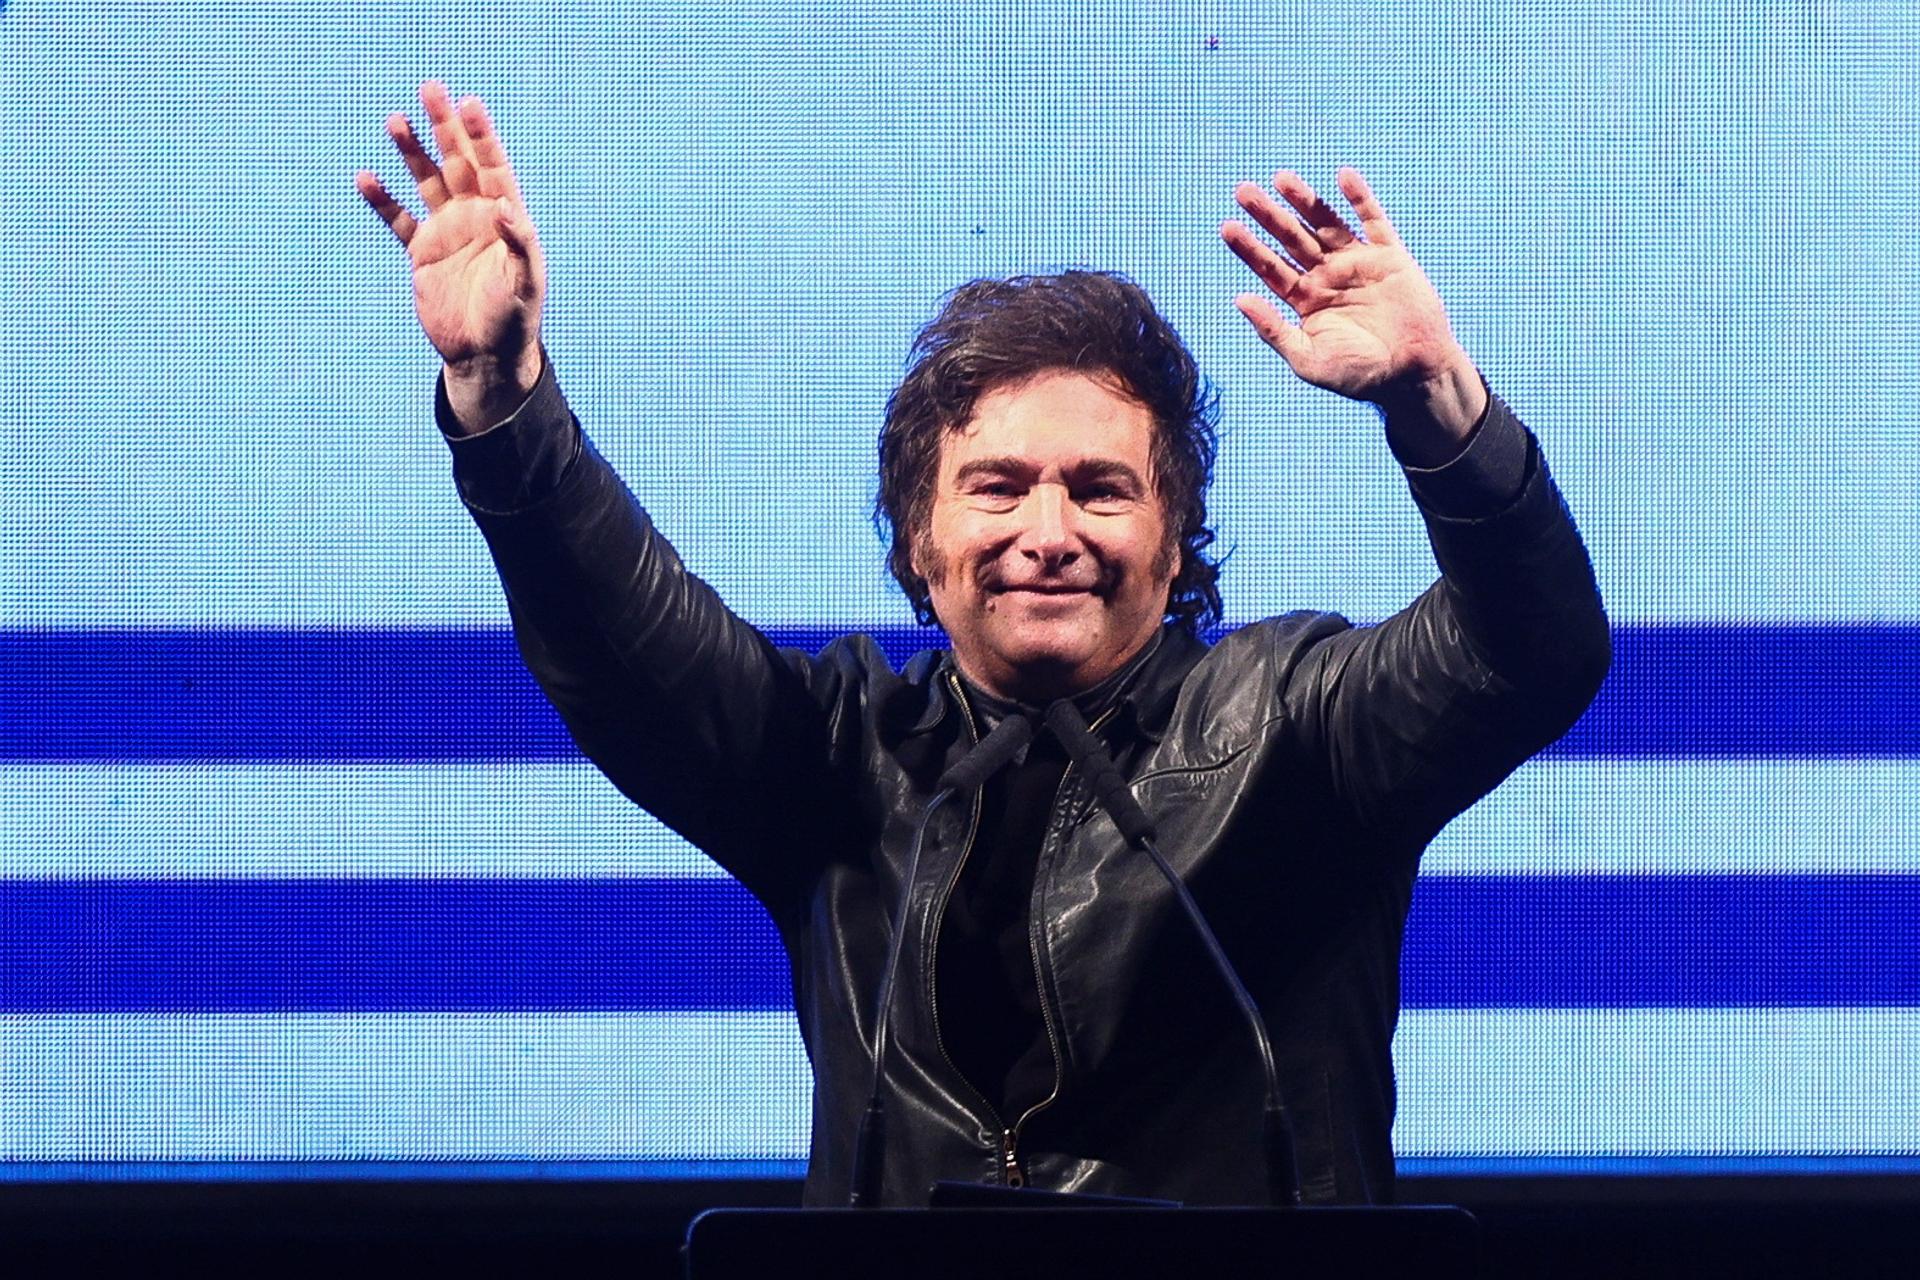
[937,712,1035,793]
[1041,698,1155,846]
[849,712,1034,1207]
[1042,700,1303,1208]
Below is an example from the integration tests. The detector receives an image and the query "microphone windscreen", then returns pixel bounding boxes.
[1045,700,1156,845]
[1042,698,1100,758]
[936,713,1034,792]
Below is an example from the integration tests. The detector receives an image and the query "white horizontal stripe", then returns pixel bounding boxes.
[0,1013,810,1162]
[1419,758,1920,875]
[0,763,727,879]
[1393,1008,1920,1157]
[4,758,1916,880]
[1,1009,1913,1162]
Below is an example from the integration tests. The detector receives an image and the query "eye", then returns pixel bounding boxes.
[964,478,1026,509]
[1075,482,1134,509]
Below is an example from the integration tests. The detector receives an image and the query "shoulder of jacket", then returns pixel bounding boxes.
[1135,613,1354,764]
[1208,611,1356,669]
[784,632,951,739]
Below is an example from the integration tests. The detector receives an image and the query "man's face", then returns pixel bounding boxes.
[914,370,1177,703]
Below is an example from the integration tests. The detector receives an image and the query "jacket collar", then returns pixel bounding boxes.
[901,625,1210,743]
[1120,625,1208,744]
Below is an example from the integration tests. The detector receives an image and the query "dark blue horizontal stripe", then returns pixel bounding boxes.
[0,878,791,1013]
[1561,624,1920,758]
[0,629,579,764]
[0,874,1913,1013]
[2,623,1916,761]
[1402,874,1920,1009]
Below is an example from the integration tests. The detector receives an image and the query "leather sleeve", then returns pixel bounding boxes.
[441,365,857,904]
[1276,393,1612,851]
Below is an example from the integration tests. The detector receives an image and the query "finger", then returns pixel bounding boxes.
[356,171,418,246]
[386,112,450,210]
[491,201,546,303]
[1273,170,1359,248]
[421,79,482,198]
[1220,220,1335,313]
[1336,167,1402,248]
[1221,219,1303,296]
[1233,181,1324,270]
[458,96,525,205]
[492,199,541,275]
[1233,294,1315,374]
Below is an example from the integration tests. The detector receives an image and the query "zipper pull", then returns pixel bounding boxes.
[1000,1130,1026,1189]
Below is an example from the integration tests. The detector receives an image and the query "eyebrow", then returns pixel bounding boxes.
[952,457,1149,490]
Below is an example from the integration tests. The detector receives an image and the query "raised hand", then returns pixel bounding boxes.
[356,81,546,431]
[1221,169,1485,452]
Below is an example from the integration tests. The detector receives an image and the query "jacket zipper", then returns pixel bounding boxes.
[926,671,1122,1188]
[999,702,1119,1188]
[924,672,1011,1158]
[999,1131,1026,1188]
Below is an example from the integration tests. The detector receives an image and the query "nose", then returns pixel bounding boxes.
[1015,483,1081,569]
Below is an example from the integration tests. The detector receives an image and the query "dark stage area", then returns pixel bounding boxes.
[1,1174,1914,1279]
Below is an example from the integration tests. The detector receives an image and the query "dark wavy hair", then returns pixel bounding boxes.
[875,270,1222,633]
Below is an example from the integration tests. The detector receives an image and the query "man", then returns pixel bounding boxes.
[357,82,1609,1206]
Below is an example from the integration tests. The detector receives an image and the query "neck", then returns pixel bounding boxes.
[957,630,1164,712]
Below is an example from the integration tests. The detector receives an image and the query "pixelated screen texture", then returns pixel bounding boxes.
[1,0,1915,1175]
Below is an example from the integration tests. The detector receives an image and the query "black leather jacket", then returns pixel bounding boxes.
[443,364,1610,1207]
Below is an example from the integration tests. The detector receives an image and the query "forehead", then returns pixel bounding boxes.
[939,371,1155,477]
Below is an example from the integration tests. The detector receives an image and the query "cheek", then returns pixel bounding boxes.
[1104,516,1175,583]
[913,501,966,587]
[919,512,1002,588]
[1145,506,1180,584]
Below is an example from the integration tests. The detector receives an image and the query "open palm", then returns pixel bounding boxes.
[1221,169,1468,406]
[356,81,546,380]
[406,196,537,365]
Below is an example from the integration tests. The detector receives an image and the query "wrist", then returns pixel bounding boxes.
[1377,353,1487,468]
[443,345,544,436]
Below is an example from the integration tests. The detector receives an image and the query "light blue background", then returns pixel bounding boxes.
[2,0,1916,1172]
[3,0,1916,628]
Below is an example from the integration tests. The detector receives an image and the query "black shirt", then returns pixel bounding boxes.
[936,635,1163,1126]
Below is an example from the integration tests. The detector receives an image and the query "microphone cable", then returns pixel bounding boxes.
[848,712,1034,1206]
[1044,699,1302,1207]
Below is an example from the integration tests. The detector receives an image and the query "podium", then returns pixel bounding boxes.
[684,1203,1480,1278]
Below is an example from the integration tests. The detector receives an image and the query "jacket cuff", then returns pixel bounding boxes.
[435,353,582,515]
[1396,388,1531,520]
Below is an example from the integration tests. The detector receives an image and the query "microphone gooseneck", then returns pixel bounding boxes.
[849,712,1034,1207]
[1043,699,1303,1208]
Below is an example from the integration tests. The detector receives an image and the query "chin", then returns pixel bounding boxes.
[982,627,1107,694]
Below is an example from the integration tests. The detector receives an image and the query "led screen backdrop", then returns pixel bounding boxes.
[2,0,1916,1176]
